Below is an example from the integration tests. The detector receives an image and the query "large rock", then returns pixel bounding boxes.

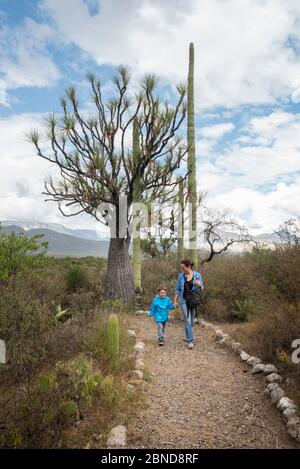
[247,356,262,366]
[107,425,126,448]
[220,334,230,344]
[135,359,144,371]
[277,397,297,412]
[287,417,300,441]
[264,383,279,395]
[283,408,298,422]
[263,364,278,375]
[231,342,243,354]
[266,373,282,383]
[240,351,251,362]
[270,387,285,404]
[252,363,266,374]
[132,370,143,380]
[215,329,224,340]
[134,341,145,352]
[127,330,136,338]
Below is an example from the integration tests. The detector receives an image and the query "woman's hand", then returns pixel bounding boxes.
[174,300,178,308]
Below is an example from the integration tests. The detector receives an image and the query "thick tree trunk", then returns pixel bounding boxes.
[105,237,135,306]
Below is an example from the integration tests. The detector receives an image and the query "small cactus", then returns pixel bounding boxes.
[107,314,120,373]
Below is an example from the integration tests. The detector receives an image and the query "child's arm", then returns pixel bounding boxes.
[150,299,156,317]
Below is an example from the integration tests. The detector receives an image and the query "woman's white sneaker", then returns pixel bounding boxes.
[188,342,194,349]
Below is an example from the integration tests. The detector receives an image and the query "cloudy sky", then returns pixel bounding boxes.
[1,0,300,235]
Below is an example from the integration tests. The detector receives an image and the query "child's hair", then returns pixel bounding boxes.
[157,286,167,293]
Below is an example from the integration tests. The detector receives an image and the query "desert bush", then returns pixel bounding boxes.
[0,230,47,282]
[65,263,90,293]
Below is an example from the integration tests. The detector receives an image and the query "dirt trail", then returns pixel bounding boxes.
[127,316,299,449]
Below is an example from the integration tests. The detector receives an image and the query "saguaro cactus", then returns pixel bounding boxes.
[187,42,198,268]
[177,177,184,261]
[132,118,142,293]
[107,314,120,373]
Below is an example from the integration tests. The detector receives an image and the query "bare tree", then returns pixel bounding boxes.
[200,207,253,263]
[27,67,187,304]
[275,218,300,248]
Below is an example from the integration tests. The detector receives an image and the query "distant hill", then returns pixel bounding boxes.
[1,225,109,258]
[1,219,287,258]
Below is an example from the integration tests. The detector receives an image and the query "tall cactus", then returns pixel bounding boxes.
[187,42,198,268]
[132,118,142,292]
[107,314,120,373]
[177,177,184,261]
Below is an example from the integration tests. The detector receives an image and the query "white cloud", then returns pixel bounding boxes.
[197,110,300,233]
[0,113,92,228]
[0,18,60,105]
[199,123,235,139]
[40,0,300,109]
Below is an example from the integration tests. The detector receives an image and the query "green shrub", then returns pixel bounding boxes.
[65,263,89,293]
[0,230,47,282]
[231,298,254,321]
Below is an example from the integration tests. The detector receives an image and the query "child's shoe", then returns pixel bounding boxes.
[158,338,164,346]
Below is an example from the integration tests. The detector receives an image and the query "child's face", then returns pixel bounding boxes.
[159,289,167,297]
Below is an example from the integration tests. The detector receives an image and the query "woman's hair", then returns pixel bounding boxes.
[180,259,194,268]
[157,286,167,293]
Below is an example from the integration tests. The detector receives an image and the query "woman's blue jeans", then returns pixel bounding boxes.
[180,301,194,342]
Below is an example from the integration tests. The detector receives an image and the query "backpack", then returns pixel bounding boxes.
[185,287,203,310]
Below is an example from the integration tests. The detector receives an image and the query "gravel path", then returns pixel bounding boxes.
[127,316,299,449]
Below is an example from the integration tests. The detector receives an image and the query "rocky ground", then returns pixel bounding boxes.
[126,315,300,449]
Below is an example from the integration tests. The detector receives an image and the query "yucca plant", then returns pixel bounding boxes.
[65,263,88,293]
[107,314,120,373]
[232,298,254,321]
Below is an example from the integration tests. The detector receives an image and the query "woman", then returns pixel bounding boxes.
[174,259,204,349]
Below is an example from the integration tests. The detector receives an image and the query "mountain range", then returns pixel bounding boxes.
[0,219,281,258]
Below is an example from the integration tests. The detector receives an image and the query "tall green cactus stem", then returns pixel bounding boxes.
[187,42,198,268]
[107,314,120,373]
[132,118,142,292]
[177,177,184,261]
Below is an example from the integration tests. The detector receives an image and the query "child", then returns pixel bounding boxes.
[150,286,174,345]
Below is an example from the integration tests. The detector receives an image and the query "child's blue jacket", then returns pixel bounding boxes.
[150,295,174,323]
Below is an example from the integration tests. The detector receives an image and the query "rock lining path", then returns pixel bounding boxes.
[127,316,299,449]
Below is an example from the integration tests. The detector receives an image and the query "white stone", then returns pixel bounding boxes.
[277,397,297,412]
[252,363,266,374]
[127,330,136,338]
[266,373,282,383]
[127,384,135,391]
[265,383,279,395]
[262,364,278,375]
[135,310,145,315]
[287,417,300,440]
[132,370,143,380]
[270,387,285,404]
[283,408,298,422]
[107,425,126,448]
[240,351,251,362]
[231,342,243,353]
[133,342,145,352]
[220,334,230,344]
[215,329,224,340]
[247,356,262,366]
[135,359,144,371]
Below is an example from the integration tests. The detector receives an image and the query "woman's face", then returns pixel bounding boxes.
[180,263,191,273]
